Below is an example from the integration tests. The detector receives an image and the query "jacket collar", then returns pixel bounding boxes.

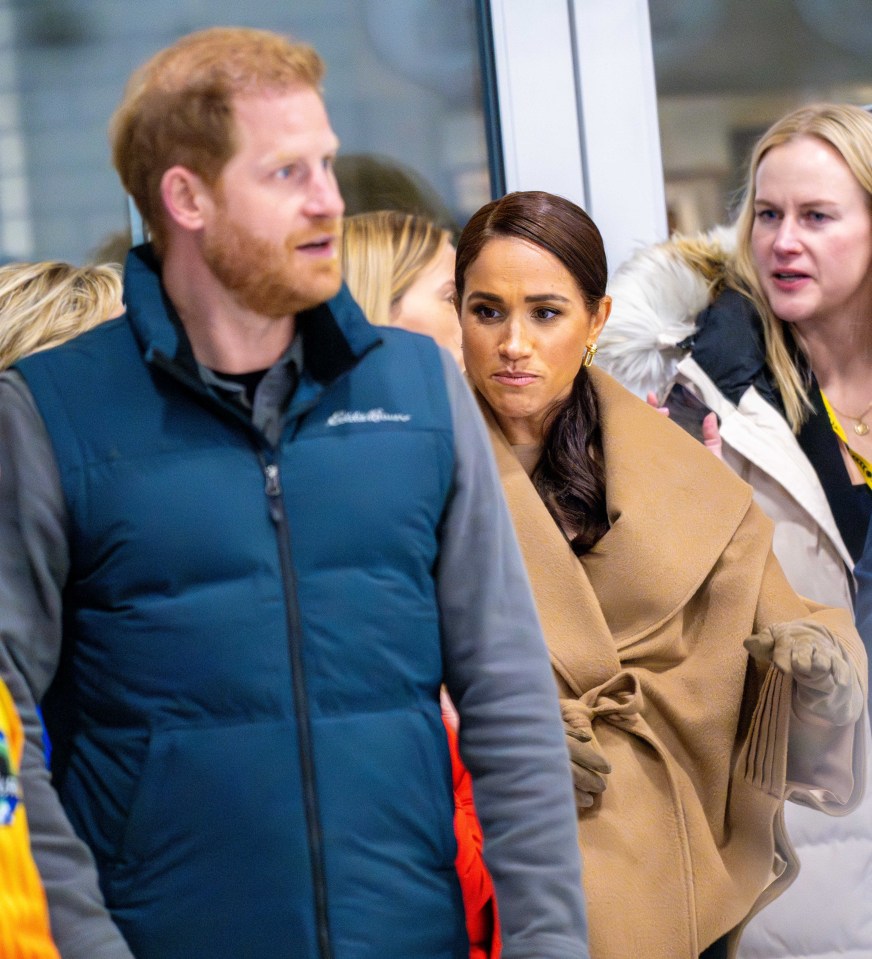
[123,243,382,386]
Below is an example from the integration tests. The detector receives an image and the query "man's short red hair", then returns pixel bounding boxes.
[110,27,324,255]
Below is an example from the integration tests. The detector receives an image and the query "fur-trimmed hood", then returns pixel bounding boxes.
[599,226,737,400]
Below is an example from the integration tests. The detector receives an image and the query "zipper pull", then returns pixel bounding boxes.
[264,462,282,497]
[263,462,284,524]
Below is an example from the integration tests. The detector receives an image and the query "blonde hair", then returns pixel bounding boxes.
[732,102,872,430]
[341,210,451,325]
[110,27,324,256]
[0,261,124,370]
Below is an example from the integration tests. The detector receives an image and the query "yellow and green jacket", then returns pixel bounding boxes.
[0,680,59,959]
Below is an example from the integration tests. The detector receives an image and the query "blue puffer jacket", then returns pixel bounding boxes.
[18,247,466,959]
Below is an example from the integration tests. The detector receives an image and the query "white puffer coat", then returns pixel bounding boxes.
[600,231,872,959]
[600,229,853,609]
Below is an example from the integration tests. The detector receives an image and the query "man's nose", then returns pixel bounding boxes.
[305,168,345,219]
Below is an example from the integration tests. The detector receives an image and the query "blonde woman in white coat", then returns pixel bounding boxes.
[599,102,872,959]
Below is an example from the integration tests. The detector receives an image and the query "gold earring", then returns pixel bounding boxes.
[582,342,598,367]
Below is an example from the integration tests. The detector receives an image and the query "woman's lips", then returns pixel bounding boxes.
[770,270,811,292]
[492,371,538,387]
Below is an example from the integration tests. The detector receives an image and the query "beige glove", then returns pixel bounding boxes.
[565,725,611,809]
[744,621,863,727]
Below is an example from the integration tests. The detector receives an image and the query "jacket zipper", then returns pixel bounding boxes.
[151,350,333,955]
[262,456,333,959]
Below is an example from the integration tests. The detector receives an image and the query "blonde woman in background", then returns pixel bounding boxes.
[342,210,462,365]
[0,259,121,958]
[601,103,872,612]
[0,261,123,369]
[599,102,872,959]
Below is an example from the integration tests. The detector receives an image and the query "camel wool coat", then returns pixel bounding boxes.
[476,368,867,959]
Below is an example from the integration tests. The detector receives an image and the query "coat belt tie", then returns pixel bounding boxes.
[561,671,644,735]
[561,669,700,954]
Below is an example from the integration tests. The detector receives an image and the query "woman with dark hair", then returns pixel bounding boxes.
[455,190,868,959]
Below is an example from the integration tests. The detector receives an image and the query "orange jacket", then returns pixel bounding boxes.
[445,720,501,959]
[0,680,60,959]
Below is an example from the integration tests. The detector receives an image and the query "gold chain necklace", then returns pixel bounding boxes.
[820,392,872,490]
[824,395,872,436]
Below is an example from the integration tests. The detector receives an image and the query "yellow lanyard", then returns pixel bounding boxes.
[820,391,872,491]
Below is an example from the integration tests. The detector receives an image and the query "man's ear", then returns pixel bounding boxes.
[160,165,214,233]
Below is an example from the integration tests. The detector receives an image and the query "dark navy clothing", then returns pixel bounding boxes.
[17,247,457,958]
[690,289,870,566]
[689,288,780,410]
[1,246,587,959]
[855,520,872,669]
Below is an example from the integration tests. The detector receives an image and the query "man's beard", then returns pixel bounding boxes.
[202,210,341,318]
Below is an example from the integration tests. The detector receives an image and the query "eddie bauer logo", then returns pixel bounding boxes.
[0,729,21,826]
[326,408,411,427]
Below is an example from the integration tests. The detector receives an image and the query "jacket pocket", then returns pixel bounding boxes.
[105,718,311,906]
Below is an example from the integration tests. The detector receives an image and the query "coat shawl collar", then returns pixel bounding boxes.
[476,367,755,694]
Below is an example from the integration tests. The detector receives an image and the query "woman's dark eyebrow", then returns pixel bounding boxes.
[466,291,571,304]
[525,293,571,304]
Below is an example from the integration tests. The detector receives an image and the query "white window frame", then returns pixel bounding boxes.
[488,0,667,272]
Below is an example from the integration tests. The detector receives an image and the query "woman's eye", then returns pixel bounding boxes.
[805,210,829,223]
[532,307,559,321]
[755,208,778,222]
[472,305,501,321]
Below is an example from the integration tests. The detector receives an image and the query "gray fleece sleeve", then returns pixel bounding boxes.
[0,370,136,959]
[435,353,590,959]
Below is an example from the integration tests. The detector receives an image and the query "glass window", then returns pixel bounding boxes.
[649,0,872,234]
[0,0,492,263]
